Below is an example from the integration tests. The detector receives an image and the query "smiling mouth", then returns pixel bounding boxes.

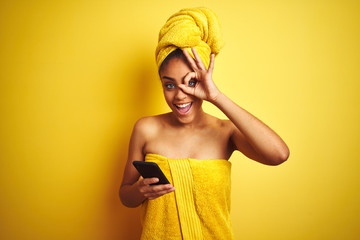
[174,102,192,115]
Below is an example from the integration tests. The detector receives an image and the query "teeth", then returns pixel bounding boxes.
[176,103,191,108]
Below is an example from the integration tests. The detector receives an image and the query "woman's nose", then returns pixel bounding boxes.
[175,87,187,100]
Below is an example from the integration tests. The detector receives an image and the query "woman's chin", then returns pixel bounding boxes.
[172,110,194,124]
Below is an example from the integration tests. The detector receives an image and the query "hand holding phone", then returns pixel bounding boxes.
[133,161,174,200]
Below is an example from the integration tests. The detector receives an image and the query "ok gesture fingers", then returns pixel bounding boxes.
[179,48,220,102]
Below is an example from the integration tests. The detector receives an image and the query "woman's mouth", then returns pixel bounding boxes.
[174,102,192,115]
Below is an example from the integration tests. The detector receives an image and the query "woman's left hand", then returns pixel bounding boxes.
[179,47,221,103]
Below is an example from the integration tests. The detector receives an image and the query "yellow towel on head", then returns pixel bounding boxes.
[156,7,225,70]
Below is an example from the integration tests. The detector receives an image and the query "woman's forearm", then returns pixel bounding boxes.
[212,93,289,164]
[119,182,146,208]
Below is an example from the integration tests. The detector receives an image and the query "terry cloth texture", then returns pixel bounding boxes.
[155,7,225,70]
[140,153,233,240]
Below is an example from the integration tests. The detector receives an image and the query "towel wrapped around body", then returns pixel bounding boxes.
[140,153,234,240]
[155,7,224,70]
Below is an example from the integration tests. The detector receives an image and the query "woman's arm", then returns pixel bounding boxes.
[180,48,289,165]
[119,118,175,208]
[213,93,289,165]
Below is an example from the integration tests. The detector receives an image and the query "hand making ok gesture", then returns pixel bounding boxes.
[179,47,222,103]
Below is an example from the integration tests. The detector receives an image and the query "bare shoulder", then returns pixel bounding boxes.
[132,114,168,138]
[205,114,235,132]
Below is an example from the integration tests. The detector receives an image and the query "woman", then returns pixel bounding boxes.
[120,7,289,240]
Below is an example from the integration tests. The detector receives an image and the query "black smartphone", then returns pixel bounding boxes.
[132,161,170,185]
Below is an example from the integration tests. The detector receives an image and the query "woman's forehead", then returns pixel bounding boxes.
[160,58,192,79]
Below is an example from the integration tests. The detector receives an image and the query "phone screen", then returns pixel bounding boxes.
[133,161,170,185]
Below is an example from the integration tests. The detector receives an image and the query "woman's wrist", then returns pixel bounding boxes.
[209,91,225,105]
[134,179,145,198]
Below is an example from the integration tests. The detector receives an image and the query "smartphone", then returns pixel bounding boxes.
[132,161,170,185]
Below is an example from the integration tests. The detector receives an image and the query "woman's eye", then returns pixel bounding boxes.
[188,80,197,87]
[165,83,175,89]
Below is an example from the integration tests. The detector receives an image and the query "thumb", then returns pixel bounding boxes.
[178,84,195,96]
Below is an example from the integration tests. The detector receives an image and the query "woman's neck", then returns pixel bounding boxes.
[169,109,208,129]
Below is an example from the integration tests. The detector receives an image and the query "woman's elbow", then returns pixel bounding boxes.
[268,147,290,166]
[119,186,143,208]
[121,199,139,208]
[119,188,134,208]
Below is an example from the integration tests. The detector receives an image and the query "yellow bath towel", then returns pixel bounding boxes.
[141,154,233,240]
[155,7,225,70]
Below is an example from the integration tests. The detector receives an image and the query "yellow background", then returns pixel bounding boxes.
[1,0,359,239]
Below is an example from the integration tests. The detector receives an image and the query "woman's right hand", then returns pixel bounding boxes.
[137,177,176,200]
